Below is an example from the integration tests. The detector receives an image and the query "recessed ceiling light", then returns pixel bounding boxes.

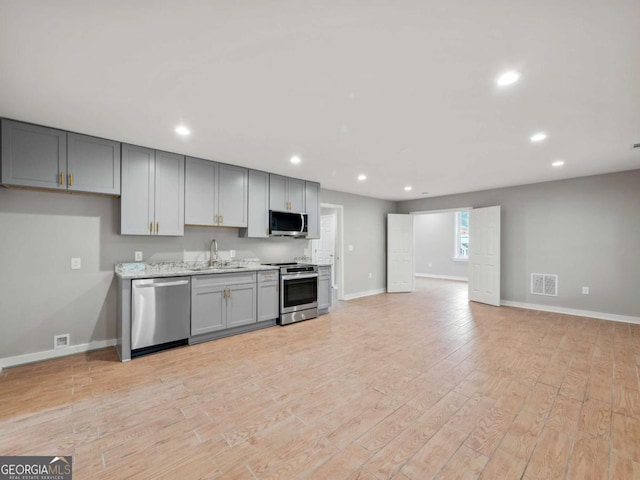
[175,125,191,136]
[496,71,520,86]
[357,174,367,181]
[552,160,565,167]
[404,186,412,191]
[290,155,302,164]
[530,132,547,142]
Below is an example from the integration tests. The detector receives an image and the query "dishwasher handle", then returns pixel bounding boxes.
[135,280,190,288]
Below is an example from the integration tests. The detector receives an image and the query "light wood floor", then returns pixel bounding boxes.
[1,278,640,479]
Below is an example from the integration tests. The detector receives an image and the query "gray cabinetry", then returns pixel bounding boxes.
[121,144,184,236]
[269,174,306,213]
[257,270,279,322]
[318,265,332,314]
[1,120,66,189]
[246,170,269,238]
[191,272,257,335]
[305,181,320,239]
[67,133,120,195]
[185,157,248,228]
[1,120,121,194]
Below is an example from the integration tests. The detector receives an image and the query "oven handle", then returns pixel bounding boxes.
[281,273,319,281]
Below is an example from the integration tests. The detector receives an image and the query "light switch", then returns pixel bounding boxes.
[134,251,143,261]
[348,245,354,251]
[71,258,81,270]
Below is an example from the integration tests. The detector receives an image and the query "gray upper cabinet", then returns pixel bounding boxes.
[67,133,120,195]
[185,157,247,228]
[246,170,269,238]
[1,119,121,195]
[269,174,306,213]
[1,120,66,190]
[121,144,184,236]
[305,181,320,239]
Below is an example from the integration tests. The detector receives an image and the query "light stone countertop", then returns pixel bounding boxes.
[115,261,279,280]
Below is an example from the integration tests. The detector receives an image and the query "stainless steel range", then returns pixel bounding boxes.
[263,263,319,325]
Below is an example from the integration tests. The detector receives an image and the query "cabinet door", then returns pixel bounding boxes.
[269,174,288,211]
[121,144,155,235]
[191,284,227,335]
[185,157,216,226]
[227,283,257,328]
[318,274,331,311]
[1,120,66,190]
[287,177,306,213]
[247,170,269,237]
[155,151,185,236]
[218,164,248,227]
[67,133,121,195]
[305,181,320,239]
[257,282,279,322]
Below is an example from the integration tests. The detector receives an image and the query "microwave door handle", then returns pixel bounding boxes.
[300,213,305,234]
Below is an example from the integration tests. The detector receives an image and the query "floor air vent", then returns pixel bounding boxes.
[531,273,558,296]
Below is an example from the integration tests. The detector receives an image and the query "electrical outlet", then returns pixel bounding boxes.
[134,251,143,261]
[582,286,589,295]
[54,334,70,349]
[229,250,236,258]
[71,258,81,270]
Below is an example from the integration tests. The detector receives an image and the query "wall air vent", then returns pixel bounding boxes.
[531,273,558,296]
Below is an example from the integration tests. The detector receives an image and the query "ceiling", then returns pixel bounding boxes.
[1,0,639,201]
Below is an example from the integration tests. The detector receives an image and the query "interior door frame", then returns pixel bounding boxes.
[319,202,345,301]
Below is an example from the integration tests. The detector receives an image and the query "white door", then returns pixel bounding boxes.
[468,206,501,306]
[314,214,337,286]
[387,214,414,293]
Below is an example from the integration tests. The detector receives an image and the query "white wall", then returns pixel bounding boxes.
[414,212,468,280]
[398,170,640,319]
[320,189,397,298]
[0,188,308,361]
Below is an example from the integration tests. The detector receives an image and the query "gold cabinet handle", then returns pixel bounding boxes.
[223,288,227,299]
[156,222,159,234]
[220,215,223,225]
[68,173,73,186]
[214,214,218,224]
[228,288,231,299]
[60,172,65,186]
[150,222,153,234]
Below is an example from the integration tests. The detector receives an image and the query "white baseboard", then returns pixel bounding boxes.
[501,300,640,325]
[0,339,117,370]
[343,288,387,301]
[415,273,468,282]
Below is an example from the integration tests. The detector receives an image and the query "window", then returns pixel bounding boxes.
[454,211,469,260]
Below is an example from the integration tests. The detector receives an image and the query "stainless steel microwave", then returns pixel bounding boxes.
[269,210,308,238]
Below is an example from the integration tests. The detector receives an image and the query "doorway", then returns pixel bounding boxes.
[311,203,344,301]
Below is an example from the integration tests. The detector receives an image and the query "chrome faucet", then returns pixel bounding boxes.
[210,239,219,266]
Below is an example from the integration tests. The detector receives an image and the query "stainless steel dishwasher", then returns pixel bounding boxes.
[131,276,191,357]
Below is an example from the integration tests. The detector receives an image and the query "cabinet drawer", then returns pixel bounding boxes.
[193,271,257,288]
[258,270,279,283]
[318,266,331,277]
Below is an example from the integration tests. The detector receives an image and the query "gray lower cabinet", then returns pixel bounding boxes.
[246,169,269,238]
[185,157,248,228]
[1,119,120,194]
[121,144,184,236]
[318,265,332,314]
[257,270,279,321]
[191,272,257,335]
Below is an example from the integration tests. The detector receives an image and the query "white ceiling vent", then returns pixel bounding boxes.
[531,273,558,296]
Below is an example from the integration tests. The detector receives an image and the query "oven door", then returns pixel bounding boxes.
[281,273,318,313]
